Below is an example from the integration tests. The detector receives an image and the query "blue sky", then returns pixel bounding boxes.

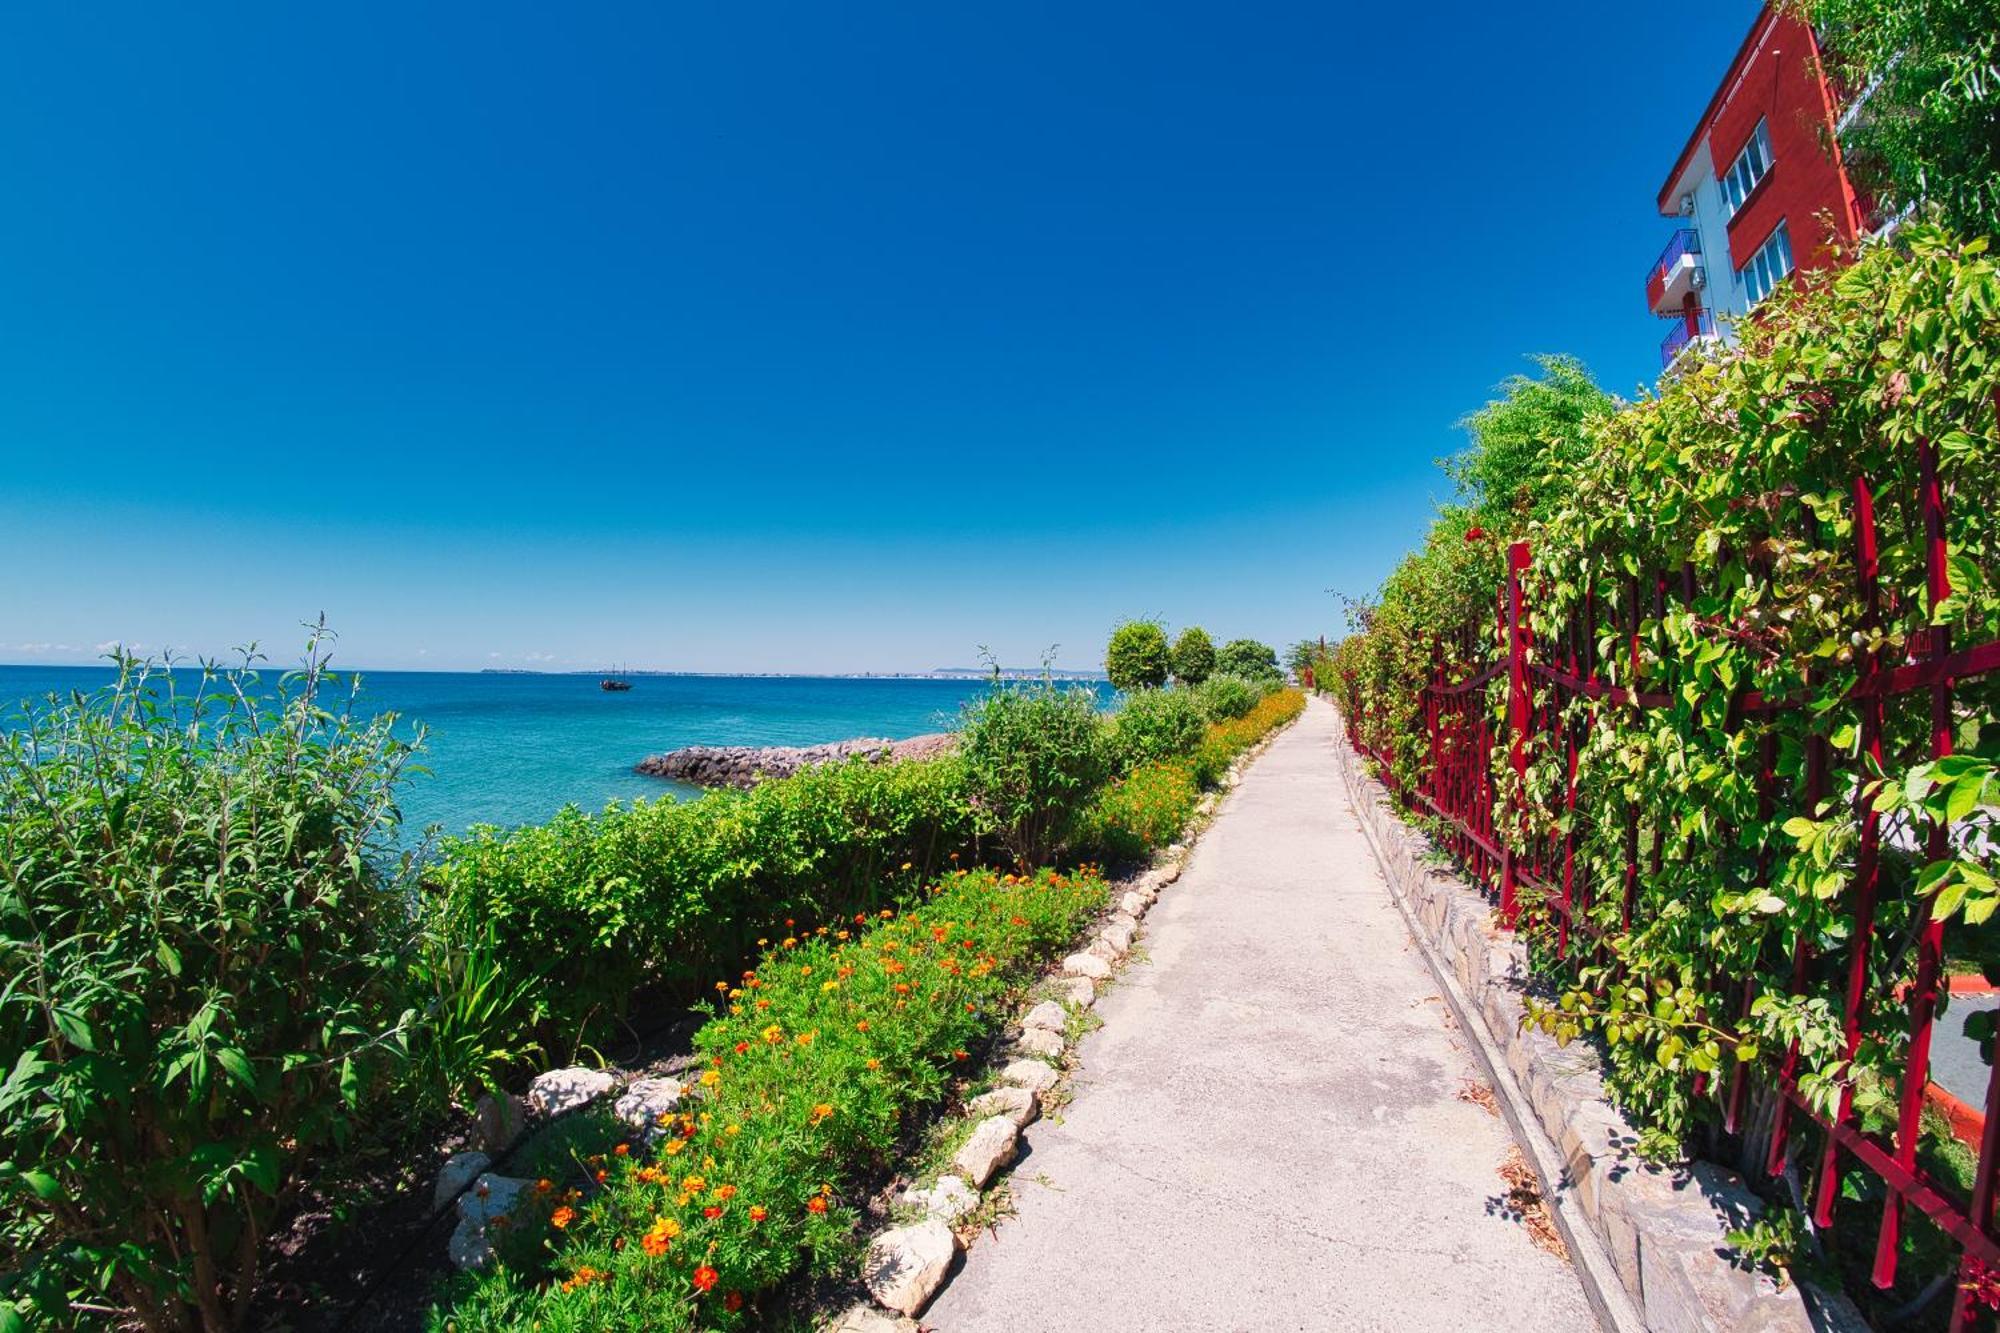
[0,1,1757,673]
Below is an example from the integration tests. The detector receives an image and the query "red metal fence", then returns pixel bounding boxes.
[1340,437,2000,1327]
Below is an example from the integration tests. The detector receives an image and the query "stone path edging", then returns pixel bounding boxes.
[1331,712,1863,1333]
[831,714,1300,1330]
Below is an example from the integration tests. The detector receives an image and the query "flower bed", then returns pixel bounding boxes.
[427,866,1108,1330]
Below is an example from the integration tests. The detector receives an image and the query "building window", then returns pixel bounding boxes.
[1739,220,1794,305]
[1720,119,1773,216]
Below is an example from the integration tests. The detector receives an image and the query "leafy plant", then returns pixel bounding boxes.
[0,632,423,1332]
[425,753,980,1046]
[1168,627,1217,686]
[1105,621,1170,692]
[1107,686,1206,772]
[958,681,1112,865]
[1790,0,2000,241]
[1194,673,1261,722]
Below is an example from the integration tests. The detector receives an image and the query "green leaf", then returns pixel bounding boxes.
[18,1169,61,1202]
[215,1048,256,1091]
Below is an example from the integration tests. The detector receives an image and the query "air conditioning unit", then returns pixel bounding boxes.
[1691,267,1707,289]
[1679,192,1697,217]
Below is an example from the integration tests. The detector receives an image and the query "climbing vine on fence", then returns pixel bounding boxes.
[1328,226,2000,1312]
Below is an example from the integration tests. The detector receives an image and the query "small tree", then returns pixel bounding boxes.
[1216,638,1281,682]
[1105,620,1170,692]
[1169,627,1217,686]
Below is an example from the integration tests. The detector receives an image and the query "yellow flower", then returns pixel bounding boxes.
[725,1123,742,1136]
[762,1024,783,1044]
[682,1175,707,1194]
[664,1139,687,1156]
[701,1069,721,1087]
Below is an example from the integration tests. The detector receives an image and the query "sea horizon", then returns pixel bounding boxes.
[0,664,1116,835]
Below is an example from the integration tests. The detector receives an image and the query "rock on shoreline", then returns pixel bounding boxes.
[636,732,956,789]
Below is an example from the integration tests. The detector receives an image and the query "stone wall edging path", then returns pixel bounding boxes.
[1330,704,1869,1333]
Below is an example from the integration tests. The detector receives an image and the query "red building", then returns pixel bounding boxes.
[1645,5,1867,367]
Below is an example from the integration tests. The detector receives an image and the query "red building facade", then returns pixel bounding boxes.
[1646,6,1866,367]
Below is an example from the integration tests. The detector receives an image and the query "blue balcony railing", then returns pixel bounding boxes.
[1660,309,1718,368]
[1648,228,1702,284]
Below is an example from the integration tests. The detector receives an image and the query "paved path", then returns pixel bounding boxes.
[926,696,1596,1333]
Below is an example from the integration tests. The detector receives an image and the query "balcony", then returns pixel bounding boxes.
[1646,228,1704,316]
[1660,309,1718,368]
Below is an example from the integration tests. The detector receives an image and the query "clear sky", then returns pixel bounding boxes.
[0,1,1759,674]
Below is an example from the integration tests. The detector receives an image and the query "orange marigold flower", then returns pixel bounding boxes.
[716,1184,737,1200]
[894,982,910,994]
[866,1058,881,1070]
[794,1030,814,1046]
[536,1178,554,1193]
[761,1024,783,1044]
[725,1291,745,1312]
[855,1020,870,1032]
[704,1205,723,1219]
[748,1204,768,1222]
[682,1175,706,1193]
[614,1143,630,1156]
[809,1102,834,1125]
[693,1264,719,1293]
[550,1205,577,1229]
[664,1139,687,1156]
[734,1040,750,1054]
[806,1196,828,1214]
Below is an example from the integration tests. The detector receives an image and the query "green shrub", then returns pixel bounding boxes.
[1104,620,1170,692]
[429,866,1110,1331]
[1078,760,1201,863]
[1108,686,1207,771]
[0,640,423,1333]
[426,755,979,1047]
[1169,627,1216,685]
[958,682,1112,865]
[1194,673,1262,721]
[1215,638,1281,683]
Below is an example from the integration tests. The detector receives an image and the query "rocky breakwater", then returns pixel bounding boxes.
[636,732,955,789]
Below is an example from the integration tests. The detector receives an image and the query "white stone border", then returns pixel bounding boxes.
[1331,711,1867,1333]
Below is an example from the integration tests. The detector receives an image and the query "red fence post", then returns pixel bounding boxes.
[1498,541,1532,928]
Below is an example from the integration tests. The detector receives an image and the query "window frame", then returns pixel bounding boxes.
[1738,219,1795,306]
[1720,119,1774,218]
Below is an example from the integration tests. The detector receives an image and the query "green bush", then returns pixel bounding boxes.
[1169,627,1216,685]
[1077,760,1201,863]
[0,641,423,1333]
[426,754,980,1047]
[958,682,1112,865]
[1194,673,1262,721]
[429,866,1110,1331]
[1215,638,1281,683]
[1107,686,1207,772]
[1104,620,1170,692]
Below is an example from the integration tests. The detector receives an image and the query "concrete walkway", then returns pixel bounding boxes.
[925,696,1597,1332]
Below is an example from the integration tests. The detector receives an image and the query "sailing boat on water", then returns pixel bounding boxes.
[600,663,633,692]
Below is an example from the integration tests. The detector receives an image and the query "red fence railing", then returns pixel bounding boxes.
[1339,439,2000,1327]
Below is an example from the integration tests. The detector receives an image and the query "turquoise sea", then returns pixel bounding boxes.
[0,666,1113,836]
